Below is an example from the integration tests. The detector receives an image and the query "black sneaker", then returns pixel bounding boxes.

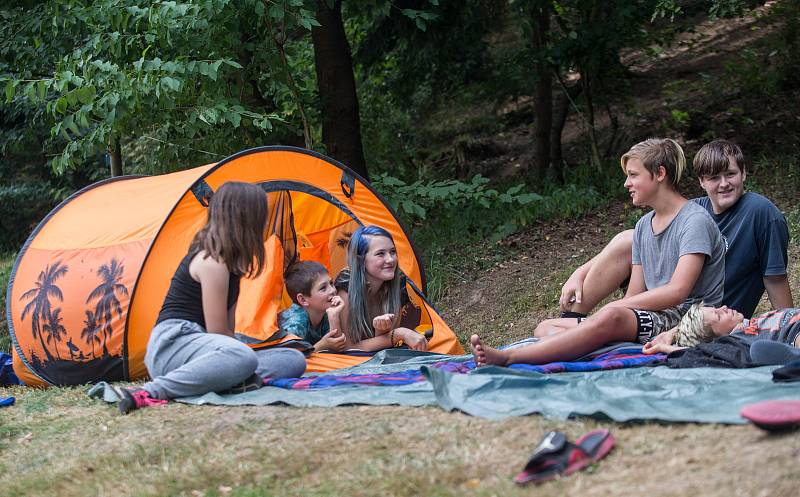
[218,373,264,395]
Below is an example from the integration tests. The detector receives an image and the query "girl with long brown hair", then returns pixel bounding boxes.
[117,181,305,413]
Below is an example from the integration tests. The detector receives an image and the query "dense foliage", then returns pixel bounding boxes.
[0,0,319,175]
[0,0,795,247]
[2,0,799,353]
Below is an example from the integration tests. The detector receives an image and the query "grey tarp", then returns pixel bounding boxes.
[88,348,800,424]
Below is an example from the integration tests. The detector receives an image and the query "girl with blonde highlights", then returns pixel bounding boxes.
[339,225,427,351]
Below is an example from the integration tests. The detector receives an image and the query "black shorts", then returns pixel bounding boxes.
[630,307,684,343]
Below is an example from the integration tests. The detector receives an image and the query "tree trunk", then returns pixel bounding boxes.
[37,329,55,363]
[532,3,552,182]
[580,68,602,170]
[550,82,582,183]
[108,134,123,177]
[311,0,368,179]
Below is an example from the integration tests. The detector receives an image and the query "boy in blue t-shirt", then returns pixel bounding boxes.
[280,261,347,352]
[471,138,725,366]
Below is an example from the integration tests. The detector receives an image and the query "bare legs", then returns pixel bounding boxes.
[565,230,634,314]
[471,307,638,366]
[470,231,640,367]
[534,317,582,338]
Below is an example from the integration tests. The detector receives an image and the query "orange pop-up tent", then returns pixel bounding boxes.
[7,147,464,387]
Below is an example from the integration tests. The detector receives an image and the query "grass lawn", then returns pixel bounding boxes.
[2,381,799,497]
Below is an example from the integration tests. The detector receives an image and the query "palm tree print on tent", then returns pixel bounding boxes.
[42,308,67,360]
[66,337,79,361]
[19,260,69,363]
[86,258,129,358]
[80,310,101,359]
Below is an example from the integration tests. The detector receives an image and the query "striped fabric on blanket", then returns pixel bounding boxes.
[265,347,664,390]
[512,346,664,374]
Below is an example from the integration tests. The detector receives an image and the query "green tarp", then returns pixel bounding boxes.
[88,349,800,424]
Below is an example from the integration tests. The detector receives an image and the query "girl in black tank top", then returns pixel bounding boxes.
[116,182,270,414]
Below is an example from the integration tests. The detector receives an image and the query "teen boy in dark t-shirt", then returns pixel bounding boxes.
[692,192,789,318]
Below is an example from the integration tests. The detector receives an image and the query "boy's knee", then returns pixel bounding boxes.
[534,319,555,338]
[614,229,634,244]
[608,230,634,261]
[594,307,633,337]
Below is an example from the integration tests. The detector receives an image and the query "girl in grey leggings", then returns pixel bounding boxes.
[117,182,305,414]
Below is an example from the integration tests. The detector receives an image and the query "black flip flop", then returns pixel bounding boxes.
[514,429,615,485]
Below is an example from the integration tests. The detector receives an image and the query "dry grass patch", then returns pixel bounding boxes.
[2,386,800,497]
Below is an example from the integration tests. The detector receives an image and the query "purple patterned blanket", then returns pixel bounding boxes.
[265,346,665,390]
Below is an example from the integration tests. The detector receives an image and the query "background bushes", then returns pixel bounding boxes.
[0,184,61,252]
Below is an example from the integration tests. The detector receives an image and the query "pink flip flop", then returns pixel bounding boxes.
[514,429,615,485]
[740,400,800,432]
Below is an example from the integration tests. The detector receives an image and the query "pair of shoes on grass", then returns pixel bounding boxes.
[514,429,615,485]
[115,387,168,415]
[113,373,263,414]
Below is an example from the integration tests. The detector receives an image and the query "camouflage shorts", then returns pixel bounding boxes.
[631,307,685,343]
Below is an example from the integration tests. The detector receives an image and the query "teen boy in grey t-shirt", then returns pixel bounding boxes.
[631,201,725,340]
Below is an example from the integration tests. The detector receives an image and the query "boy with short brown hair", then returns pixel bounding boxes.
[692,139,792,316]
[281,261,346,352]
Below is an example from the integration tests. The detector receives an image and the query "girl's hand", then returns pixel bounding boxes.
[650,328,676,346]
[643,329,679,355]
[372,314,395,335]
[399,329,428,351]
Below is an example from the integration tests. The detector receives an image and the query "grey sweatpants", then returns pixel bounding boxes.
[255,348,307,379]
[143,319,307,399]
[143,319,259,399]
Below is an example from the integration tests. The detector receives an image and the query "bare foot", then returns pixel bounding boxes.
[470,334,509,367]
[470,334,486,366]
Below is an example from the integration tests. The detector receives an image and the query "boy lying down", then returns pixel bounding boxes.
[471,305,799,367]
[642,304,800,358]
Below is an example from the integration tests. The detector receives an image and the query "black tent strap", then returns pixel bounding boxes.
[341,170,355,198]
[191,179,214,207]
[257,180,359,222]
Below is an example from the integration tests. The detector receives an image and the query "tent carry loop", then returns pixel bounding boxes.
[340,170,355,198]
[191,179,215,207]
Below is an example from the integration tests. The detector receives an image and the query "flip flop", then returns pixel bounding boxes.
[513,431,569,484]
[514,429,615,485]
[740,400,800,432]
